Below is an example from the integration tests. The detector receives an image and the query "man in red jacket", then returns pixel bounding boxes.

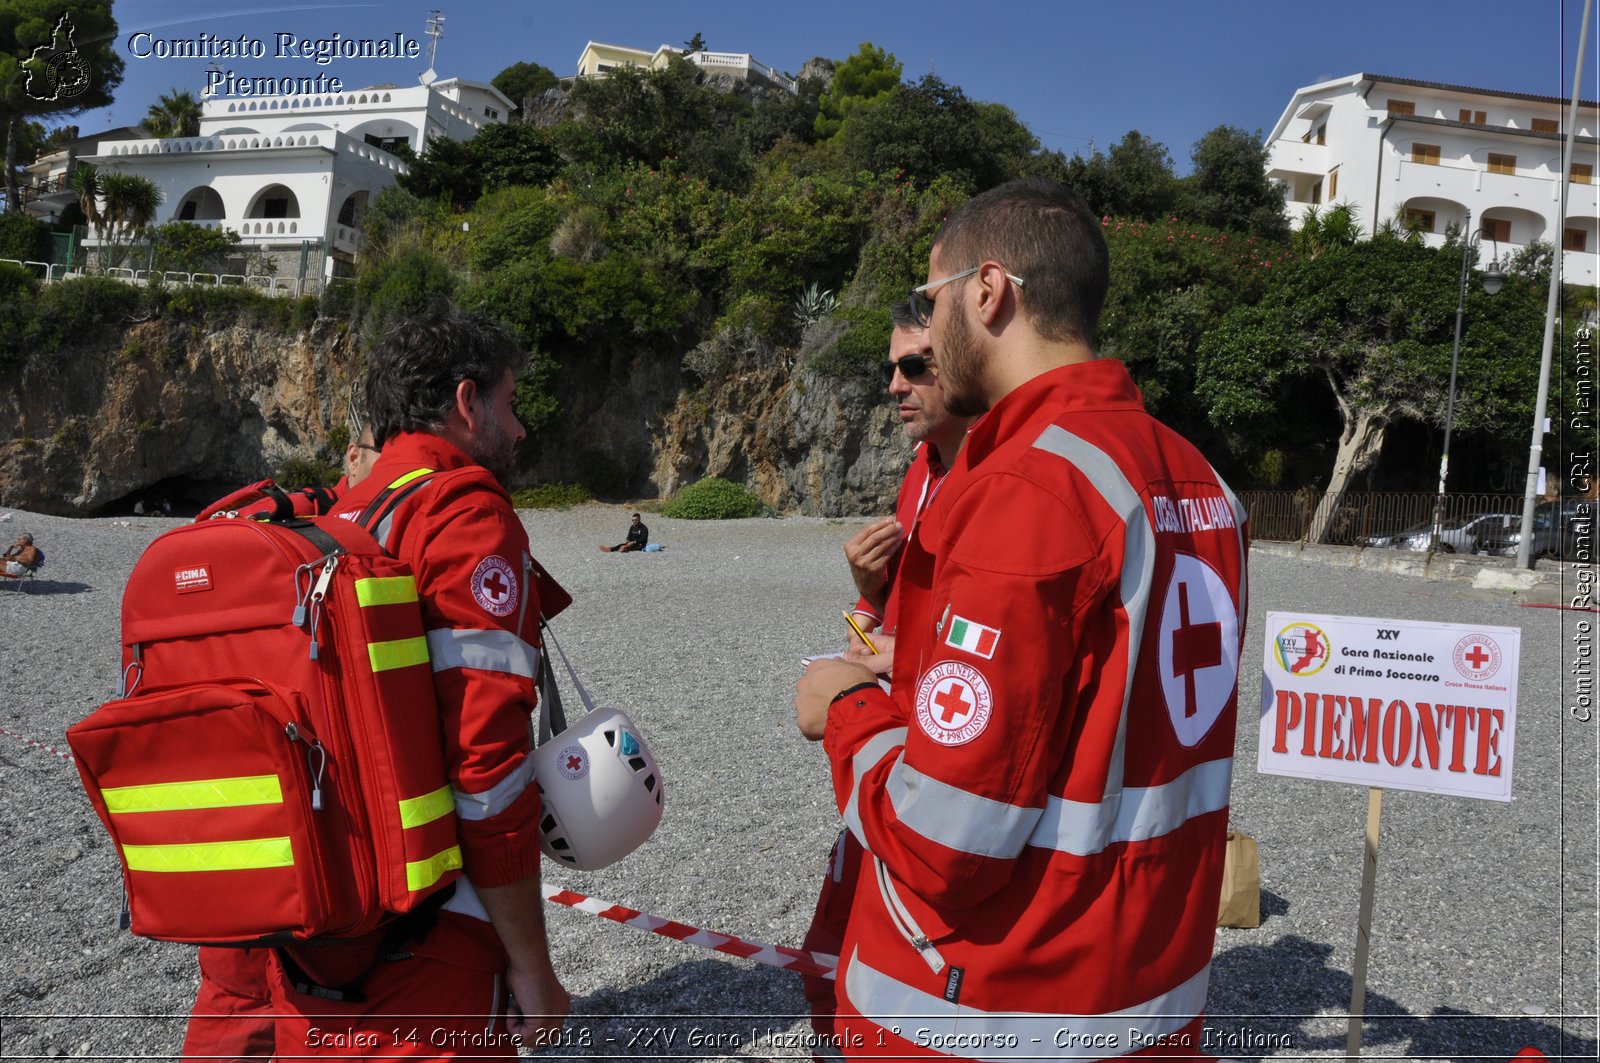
[263,304,568,1058]
[803,303,974,1044]
[797,180,1248,1061]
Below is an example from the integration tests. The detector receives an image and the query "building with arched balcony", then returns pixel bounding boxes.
[1266,73,1598,284]
[74,75,514,282]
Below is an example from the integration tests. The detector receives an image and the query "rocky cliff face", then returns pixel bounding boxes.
[0,318,908,517]
[0,319,360,515]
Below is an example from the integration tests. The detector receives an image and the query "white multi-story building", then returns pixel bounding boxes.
[574,40,798,94]
[71,75,512,281]
[1266,73,1598,283]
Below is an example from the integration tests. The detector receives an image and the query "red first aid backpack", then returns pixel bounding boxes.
[67,486,462,946]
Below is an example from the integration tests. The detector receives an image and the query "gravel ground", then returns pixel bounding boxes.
[0,504,1594,1062]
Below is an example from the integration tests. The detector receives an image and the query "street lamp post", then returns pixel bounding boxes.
[1429,212,1505,553]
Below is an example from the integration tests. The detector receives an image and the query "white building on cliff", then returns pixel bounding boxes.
[1266,73,1598,283]
[75,74,512,284]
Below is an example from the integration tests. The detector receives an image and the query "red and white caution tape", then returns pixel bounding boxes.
[10,723,839,981]
[542,884,839,980]
[1,724,73,763]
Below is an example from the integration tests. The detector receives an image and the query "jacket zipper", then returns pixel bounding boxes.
[873,855,946,974]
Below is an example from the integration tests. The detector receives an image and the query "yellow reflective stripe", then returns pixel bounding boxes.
[386,467,434,490]
[406,845,463,892]
[368,636,430,672]
[398,785,454,829]
[355,575,418,608]
[104,775,283,814]
[123,837,293,872]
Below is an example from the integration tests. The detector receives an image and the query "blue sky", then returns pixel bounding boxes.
[71,0,1597,174]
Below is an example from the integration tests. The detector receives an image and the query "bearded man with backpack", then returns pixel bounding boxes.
[269,303,569,1054]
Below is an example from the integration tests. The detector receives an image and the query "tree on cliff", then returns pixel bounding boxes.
[1063,131,1179,222]
[2,1,123,213]
[838,74,1037,193]
[1177,125,1288,241]
[1196,235,1545,540]
[813,42,900,140]
[491,61,558,113]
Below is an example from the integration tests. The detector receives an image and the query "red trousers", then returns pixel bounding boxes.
[182,947,275,1062]
[801,829,863,1054]
[183,915,513,1060]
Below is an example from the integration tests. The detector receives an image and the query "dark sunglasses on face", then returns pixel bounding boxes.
[879,353,934,387]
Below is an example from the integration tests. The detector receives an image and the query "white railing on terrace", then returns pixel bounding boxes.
[0,259,322,296]
[686,51,797,93]
[85,218,313,241]
[334,131,411,172]
[431,97,486,131]
[211,88,403,116]
[98,132,333,156]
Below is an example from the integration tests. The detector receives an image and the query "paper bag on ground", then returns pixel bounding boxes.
[1217,830,1261,928]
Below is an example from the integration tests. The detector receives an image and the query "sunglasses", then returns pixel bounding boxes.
[878,353,935,387]
[907,265,1026,327]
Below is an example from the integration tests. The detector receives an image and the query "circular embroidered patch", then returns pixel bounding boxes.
[914,661,994,747]
[556,745,589,780]
[1452,634,1502,681]
[471,555,519,617]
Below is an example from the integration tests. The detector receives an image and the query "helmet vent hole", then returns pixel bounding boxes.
[549,836,571,851]
[627,756,648,772]
[541,814,557,832]
[643,774,657,792]
[602,729,618,747]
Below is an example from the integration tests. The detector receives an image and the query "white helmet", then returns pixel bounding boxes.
[531,706,664,870]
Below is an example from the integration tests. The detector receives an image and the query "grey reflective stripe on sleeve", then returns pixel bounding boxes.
[841,728,907,848]
[1030,426,1157,806]
[426,628,540,678]
[843,947,1211,1059]
[453,756,535,821]
[1027,756,1233,855]
[885,764,1041,859]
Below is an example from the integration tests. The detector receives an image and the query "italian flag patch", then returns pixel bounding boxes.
[944,615,1001,659]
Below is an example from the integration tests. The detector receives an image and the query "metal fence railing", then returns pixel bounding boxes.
[1239,489,1532,548]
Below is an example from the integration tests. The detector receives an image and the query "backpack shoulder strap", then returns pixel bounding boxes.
[354,468,437,554]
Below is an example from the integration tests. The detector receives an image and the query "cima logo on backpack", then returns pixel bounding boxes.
[67,513,460,945]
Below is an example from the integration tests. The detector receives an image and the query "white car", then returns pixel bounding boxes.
[1362,512,1520,553]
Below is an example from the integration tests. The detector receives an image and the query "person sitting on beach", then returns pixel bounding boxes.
[602,513,649,553]
[2,533,40,576]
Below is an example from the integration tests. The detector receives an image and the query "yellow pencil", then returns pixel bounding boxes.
[842,610,879,655]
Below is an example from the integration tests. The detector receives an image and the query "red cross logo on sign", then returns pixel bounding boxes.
[471,555,519,618]
[915,661,993,746]
[1157,553,1240,747]
[1452,634,1502,681]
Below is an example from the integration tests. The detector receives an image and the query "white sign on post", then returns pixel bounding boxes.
[1260,612,1520,802]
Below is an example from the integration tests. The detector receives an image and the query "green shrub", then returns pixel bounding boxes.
[510,482,593,509]
[356,247,454,340]
[0,212,49,262]
[662,476,766,519]
[807,303,890,378]
[275,455,341,487]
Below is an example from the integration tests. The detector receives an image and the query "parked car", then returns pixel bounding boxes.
[1362,512,1521,553]
[1489,499,1594,561]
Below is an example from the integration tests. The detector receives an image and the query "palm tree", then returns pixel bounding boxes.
[95,171,162,269]
[70,162,101,231]
[144,89,202,138]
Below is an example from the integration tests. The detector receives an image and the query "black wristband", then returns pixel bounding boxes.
[831,681,881,706]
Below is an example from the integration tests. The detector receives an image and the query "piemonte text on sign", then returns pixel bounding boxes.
[1260,612,1520,802]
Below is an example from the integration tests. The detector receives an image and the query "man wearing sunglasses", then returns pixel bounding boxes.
[801,303,975,1048]
[797,179,1248,1060]
[841,303,976,655]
